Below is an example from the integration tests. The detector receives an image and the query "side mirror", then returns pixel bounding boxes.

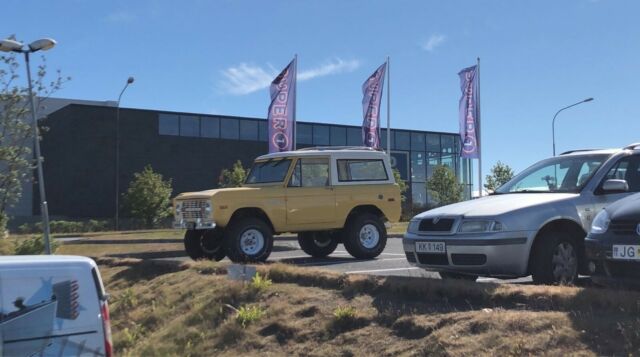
[602,179,629,193]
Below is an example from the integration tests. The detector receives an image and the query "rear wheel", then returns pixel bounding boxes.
[184,229,226,261]
[531,231,579,285]
[343,213,387,259]
[298,231,339,258]
[223,217,273,263]
[438,271,478,281]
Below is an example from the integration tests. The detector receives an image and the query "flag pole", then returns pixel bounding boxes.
[386,56,391,157]
[476,57,482,197]
[293,54,298,150]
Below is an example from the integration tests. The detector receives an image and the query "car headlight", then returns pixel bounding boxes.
[458,220,504,233]
[175,202,182,213]
[407,220,420,234]
[590,210,610,234]
[204,202,212,213]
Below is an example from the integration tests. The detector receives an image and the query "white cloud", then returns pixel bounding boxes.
[422,34,447,52]
[105,11,136,23]
[219,58,361,95]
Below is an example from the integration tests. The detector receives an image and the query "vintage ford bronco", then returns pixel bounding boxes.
[173,147,401,262]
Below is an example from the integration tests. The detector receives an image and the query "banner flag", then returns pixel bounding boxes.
[268,58,297,153]
[362,62,387,149]
[458,65,480,158]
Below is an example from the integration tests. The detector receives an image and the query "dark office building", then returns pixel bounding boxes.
[36,104,472,219]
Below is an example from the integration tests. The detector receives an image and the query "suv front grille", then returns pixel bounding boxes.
[180,199,208,220]
[609,220,638,235]
[418,218,455,233]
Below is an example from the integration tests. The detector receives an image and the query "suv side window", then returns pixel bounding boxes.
[602,155,640,192]
[337,159,388,182]
[288,158,330,187]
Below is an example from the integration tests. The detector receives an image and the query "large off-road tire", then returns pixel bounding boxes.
[298,231,339,258]
[184,229,226,261]
[439,271,478,282]
[343,213,387,259]
[531,231,579,285]
[223,217,273,263]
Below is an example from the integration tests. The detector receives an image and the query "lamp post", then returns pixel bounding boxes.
[0,38,57,254]
[552,97,594,156]
[115,77,134,231]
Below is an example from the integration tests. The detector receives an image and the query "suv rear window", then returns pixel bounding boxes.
[337,159,388,182]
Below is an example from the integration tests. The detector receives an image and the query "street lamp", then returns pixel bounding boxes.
[115,77,134,231]
[0,37,57,254]
[552,97,594,156]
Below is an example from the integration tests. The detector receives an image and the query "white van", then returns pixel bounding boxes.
[0,256,112,357]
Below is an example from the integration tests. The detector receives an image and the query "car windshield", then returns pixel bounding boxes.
[245,159,292,184]
[496,154,610,194]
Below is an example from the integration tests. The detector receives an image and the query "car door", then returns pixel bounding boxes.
[593,154,640,213]
[285,157,336,225]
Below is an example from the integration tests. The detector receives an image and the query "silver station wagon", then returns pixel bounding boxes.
[404,143,640,284]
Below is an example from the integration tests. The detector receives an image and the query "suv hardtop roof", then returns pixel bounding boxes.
[256,146,388,160]
[559,143,640,156]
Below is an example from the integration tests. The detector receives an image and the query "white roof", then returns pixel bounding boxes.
[560,148,619,156]
[256,147,387,160]
[0,255,97,268]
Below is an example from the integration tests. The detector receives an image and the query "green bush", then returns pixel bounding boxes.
[235,305,265,328]
[14,235,59,255]
[16,220,111,234]
[333,306,357,321]
[0,238,14,255]
[249,273,272,293]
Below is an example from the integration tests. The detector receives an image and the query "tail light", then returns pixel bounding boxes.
[100,300,113,357]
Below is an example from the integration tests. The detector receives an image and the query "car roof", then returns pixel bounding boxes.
[256,146,387,160]
[0,255,98,269]
[560,148,620,156]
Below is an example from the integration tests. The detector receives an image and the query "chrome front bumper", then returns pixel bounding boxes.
[173,219,216,230]
[403,230,536,278]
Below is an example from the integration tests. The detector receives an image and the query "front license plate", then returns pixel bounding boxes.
[415,241,446,254]
[612,245,640,260]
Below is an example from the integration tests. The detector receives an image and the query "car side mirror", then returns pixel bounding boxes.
[602,179,629,193]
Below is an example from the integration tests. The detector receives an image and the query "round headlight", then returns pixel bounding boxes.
[590,210,610,234]
[175,203,182,213]
[204,202,212,212]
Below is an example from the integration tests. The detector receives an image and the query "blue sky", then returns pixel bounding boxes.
[5,0,640,186]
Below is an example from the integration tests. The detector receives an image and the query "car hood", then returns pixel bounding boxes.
[607,192,640,220]
[416,193,578,218]
[175,187,262,200]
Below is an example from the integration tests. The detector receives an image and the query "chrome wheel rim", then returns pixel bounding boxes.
[552,242,577,284]
[240,229,264,255]
[359,224,380,249]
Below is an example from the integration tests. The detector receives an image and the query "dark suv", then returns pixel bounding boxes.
[586,193,640,287]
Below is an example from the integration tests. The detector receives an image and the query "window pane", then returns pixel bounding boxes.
[412,183,427,209]
[158,113,179,136]
[301,158,330,187]
[411,133,425,151]
[338,159,388,181]
[180,115,200,137]
[220,118,239,139]
[297,123,313,144]
[604,156,640,192]
[246,159,292,184]
[201,117,219,138]
[454,135,460,153]
[347,128,361,146]
[411,152,426,182]
[395,131,410,150]
[427,157,440,179]
[441,135,455,153]
[426,134,440,152]
[240,120,258,141]
[380,129,393,150]
[313,125,330,145]
[258,121,268,142]
[330,126,346,146]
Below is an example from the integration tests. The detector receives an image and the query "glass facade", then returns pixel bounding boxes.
[158,112,471,208]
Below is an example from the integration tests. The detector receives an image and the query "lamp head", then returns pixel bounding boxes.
[0,39,24,52]
[127,77,134,84]
[28,38,56,52]
[583,97,594,102]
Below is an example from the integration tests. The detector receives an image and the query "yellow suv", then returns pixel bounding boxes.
[173,147,401,263]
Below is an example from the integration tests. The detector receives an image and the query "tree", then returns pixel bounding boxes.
[484,161,515,192]
[392,168,407,202]
[427,165,463,206]
[219,160,246,188]
[123,165,173,228]
[0,45,69,234]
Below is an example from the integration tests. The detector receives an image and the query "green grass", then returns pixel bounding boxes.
[235,305,266,328]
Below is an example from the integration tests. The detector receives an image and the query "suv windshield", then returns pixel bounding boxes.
[245,159,292,184]
[496,154,610,194]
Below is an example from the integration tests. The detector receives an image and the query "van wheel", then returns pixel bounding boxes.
[531,231,578,285]
[439,272,478,281]
[343,213,387,259]
[298,232,338,258]
[224,217,273,263]
[184,229,225,261]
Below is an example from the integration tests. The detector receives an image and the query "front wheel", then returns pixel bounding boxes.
[343,213,387,259]
[184,229,226,261]
[298,232,339,258]
[223,217,274,263]
[531,232,579,285]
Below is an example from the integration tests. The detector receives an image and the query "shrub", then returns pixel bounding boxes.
[123,165,173,228]
[333,306,357,321]
[0,238,14,255]
[14,235,59,255]
[250,272,272,293]
[236,305,265,328]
